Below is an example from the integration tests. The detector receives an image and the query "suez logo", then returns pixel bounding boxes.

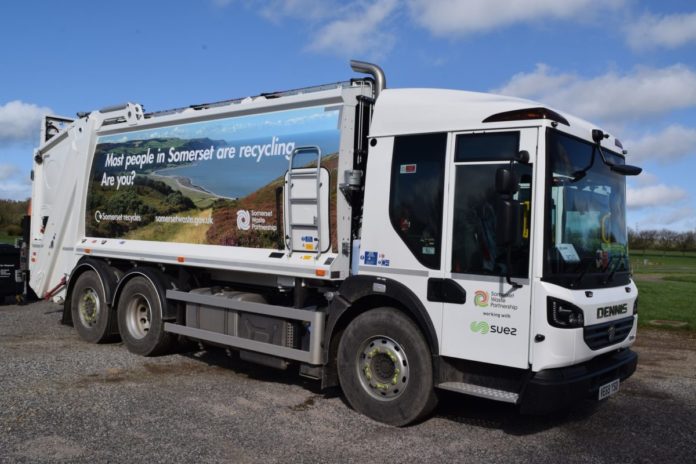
[469,321,517,336]
[597,303,628,319]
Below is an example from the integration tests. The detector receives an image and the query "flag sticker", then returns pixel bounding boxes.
[400,164,417,174]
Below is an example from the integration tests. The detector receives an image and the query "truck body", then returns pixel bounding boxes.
[29,61,640,425]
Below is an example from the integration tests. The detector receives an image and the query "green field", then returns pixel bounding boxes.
[630,250,696,330]
[631,250,696,274]
[0,234,18,245]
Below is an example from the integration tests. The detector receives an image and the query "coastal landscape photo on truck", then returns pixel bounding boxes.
[85,105,341,249]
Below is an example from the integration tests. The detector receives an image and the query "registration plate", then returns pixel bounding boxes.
[598,379,620,400]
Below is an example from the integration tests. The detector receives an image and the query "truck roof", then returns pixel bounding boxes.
[369,88,604,142]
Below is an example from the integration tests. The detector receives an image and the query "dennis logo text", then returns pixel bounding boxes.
[597,304,628,319]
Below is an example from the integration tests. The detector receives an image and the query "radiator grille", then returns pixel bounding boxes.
[584,316,634,350]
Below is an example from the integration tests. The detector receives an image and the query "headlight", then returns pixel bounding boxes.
[547,297,584,328]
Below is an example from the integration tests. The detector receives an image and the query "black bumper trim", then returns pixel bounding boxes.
[519,348,638,414]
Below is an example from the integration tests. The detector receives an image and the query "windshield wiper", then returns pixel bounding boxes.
[569,254,625,287]
[571,256,597,287]
[602,254,626,284]
[571,145,597,182]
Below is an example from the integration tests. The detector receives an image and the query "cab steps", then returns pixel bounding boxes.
[437,382,519,403]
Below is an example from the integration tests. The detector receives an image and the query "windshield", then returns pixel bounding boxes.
[544,129,630,288]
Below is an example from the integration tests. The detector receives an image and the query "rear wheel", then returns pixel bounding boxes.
[70,270,117,343]
[117,276,173,356]
[338,307,437,426]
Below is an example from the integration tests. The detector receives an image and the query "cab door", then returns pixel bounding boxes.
[439,128,537,368]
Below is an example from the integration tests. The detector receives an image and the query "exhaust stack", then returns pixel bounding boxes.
[350,60,386,99]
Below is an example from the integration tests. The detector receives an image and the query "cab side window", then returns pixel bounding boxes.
[389,133,447,269]
[451,132,532,278]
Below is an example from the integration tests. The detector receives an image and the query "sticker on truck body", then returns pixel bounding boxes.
[85,105,341,251]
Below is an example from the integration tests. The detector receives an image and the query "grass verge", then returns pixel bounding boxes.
[0,234,18,245]
[635,279,696,330]
[661,274,696,284]
[631,251,696,275]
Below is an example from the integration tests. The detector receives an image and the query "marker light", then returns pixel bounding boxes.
[483,107,570,126]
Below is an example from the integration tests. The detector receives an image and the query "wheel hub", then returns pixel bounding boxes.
[357,336,410,401]
[372,353,396,380]
[78,288,100,327]
[125,293,152,340]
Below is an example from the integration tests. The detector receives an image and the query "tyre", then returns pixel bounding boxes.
[337,307,438,426]
[117,276,173,356]
[70,270,118,343]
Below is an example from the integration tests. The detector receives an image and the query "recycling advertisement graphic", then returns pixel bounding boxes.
[85,105,340,249]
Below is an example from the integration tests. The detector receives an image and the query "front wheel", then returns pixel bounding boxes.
[117,276,173,356]
[337,307,438,426]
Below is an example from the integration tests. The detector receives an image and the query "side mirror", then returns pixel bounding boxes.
[610,164,642,176]
[496,199,522,247]
[495,166,522,247]
[516,150,530,164]
[496,167,519,195]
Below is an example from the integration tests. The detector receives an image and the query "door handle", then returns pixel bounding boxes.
[427,278,466,304]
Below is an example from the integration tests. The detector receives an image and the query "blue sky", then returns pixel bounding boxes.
[1,0,695,231]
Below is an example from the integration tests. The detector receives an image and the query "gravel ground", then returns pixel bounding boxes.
[1,300,695,463]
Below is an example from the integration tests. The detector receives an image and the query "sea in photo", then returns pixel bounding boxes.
[152,130,339,199]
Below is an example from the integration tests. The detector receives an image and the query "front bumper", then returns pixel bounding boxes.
[519,348,638,414]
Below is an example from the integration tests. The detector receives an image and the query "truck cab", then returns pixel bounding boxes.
[356,88,638,413]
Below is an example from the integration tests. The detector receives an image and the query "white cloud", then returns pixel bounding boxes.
[0,166,30,200]
[259,0,333,22]
[635,206,696,231]
[631,170,658,187]
[494,64,696,123]
[0,182,30,200]
[0,164,19,181]
[307,0,398,58]
[625,125,696,164]
[0,100,53,145]
[627,184,688,209]
[215,1,397,58]
[625,12,696,51]
[495,64,574,98]
[407,0,624,37]
[651,207,696,227]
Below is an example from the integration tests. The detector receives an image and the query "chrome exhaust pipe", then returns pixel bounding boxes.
[350,60,386,99]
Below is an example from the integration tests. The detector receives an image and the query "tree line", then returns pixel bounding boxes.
[629,228,696,254]
[0,199,29,237]
[3,197,695,254]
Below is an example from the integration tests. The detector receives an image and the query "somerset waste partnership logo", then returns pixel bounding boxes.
[236,210,251,231]
[474,290,489,307]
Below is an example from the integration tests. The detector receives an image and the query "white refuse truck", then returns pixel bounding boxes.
[28,60,641,425]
